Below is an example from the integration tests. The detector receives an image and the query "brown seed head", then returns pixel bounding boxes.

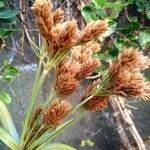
[84,96,109,112]
[32,0,53,41]
[80,20,107,43]
[50,20,79,54]
[108,48,150,99]
[116,48,150,71]
[30,106,43,128]
[43,100,72,127]
[53,8,64,25]
[55,59,80,97]
[75,60,100,80]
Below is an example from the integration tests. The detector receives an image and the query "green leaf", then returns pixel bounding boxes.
[1,63,20,83]
[0,101,19,143]
[104,1,127,9]
[0,10,19,23]
[0,0,4,8]
[30,115,82,150]
[139,30,150,49]
[0,127,18,150]
[0,10,19,19]
[93,0,106,7]
[81,5,97,22]
[80,139,94,147]
[99,53,114,61]
[0,29,14,38]
[37,143,76,150]
[0,91,11,103]
[146,10,150,19]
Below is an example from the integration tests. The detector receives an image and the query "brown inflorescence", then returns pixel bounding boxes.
[50,20,79,54]
[55,41,101,97]
[84,96,109,112]
[30,106,43,129]
[43,100,72,127]
[80,20,107,43]
[32,0,107,55]
[108,48,150,99]
[32,0,53,41]
[53,8,64,25]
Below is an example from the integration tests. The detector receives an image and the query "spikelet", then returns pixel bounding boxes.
[114,48,150,72]
[108,48,150,99]
[55,59,80,97]
[32,0,53,41]
[30,106,42,129]
[84,96,109,112]
[53,8,64,25]
[43,100,72,127]
[80,20,107,43]
[50,20,79,54]
[55,42,101,97]
[75,60,100,80]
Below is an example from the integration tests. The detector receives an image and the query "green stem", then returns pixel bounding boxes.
[20,65,48,149]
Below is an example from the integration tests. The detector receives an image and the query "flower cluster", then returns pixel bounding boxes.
[55,41,101,97]
[32,0,107,55]
[108,48,150,99]
[43,100,72,127]
[82,48,150,112]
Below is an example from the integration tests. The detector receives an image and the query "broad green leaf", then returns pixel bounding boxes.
[0,0,4,8]
[93,0,106,7]
[99,53,114,61]
[0,101,19,143]
[0,10,19,23]
[81,5,97,22]
[0,29,14,38]
[37,143,76,150]
[0,127,18,150]
[0,91,11,103]
[146,10,150,19]
[0,10,19,19]
[139,30,150,49]
[1,63,20,83]
[104,1,127,9]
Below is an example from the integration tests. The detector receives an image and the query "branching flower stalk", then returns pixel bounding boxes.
[19,0,108,149]
[1,0,150,150]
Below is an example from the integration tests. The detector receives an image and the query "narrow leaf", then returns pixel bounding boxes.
[0,127,18,150]
[29,115,82,150]
[0,91,11,103]
[0,101,19,143]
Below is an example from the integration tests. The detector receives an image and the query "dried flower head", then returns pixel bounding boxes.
[55,59,80,97]
[53,8,64,25]
[84,96,109,112]
[80,20,107,43]
[108,48,150,99]
[75,60,100,80]
[43,100,72,127]
[32,0,107,57]
[30,106,43,128]
[32,0,53,41]
[55,42,101,97]
[50,20,79,54]
[114,48,150,72]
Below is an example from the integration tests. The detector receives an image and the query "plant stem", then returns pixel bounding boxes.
[20,62,48,149]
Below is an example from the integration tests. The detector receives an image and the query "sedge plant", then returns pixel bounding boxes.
[0,0,150,150]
